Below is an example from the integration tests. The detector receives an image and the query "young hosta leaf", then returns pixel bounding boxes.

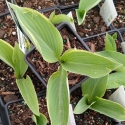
[75,9,86,25]
[12,42,28,78]
[32,113,47,125]
[0,39,14,69]
[97,51,125,72]
[76,0,101,25]
[47,67,69,125]
[74,95,92,114]
[9,3,63,63]
[60,49,121,78]
[107,72,125,89]
[49,11,74,25]
[112,32,117,40]
[82,75,108,104]
[16,75,39,116]
[105,33,116,51]
[90,97,125,121]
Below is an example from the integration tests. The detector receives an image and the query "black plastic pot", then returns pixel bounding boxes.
[25,22,90,91]
[0,98,10,125]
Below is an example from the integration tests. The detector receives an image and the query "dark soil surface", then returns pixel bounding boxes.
[71,6,111,38]
[8,95,50,125]
[112,0,125,29]
[0,0,9,15]
[15,0,58,9]
[84,32,122,53]
[27,28,86,88]
[58,0,79,6]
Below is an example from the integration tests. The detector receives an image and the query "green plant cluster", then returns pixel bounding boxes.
[0,0,125,125]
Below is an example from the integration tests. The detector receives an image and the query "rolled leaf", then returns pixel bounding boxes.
[32,113,47,125]
[0,39,14,69]
[16,75,39,116]
[82,75,108,104]
[90,97,125,121]
[12,42,28,78]
[74,94,92,114]
[49,11,74,24]
[107,72,125,89]
[60,49,121,78]
[75,9,86,25]
[105,33,116,51]
[76,0,101,25]
[47,66,69,125]
[9,3,63,63]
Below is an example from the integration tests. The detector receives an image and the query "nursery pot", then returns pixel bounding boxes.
[25,22,90,90]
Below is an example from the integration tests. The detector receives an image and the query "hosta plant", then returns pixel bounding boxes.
[96,33,125,89]
[0,40,47,124]
[74,75,125,121]
[8,2,123,125]
[76,0,101,25]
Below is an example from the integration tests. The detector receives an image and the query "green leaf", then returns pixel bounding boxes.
[112,32,117,40]
[32,113,47,125]
[9,3,63,63]
[16,75,39,116]
[105,33,116,51]
[76,0,101,25]
[0,39,14,69]
[75,9,86,25]
[74,95,92,114]
[49,11,74,24]
[82,75,108,104]
[107,72,125,89]
[96,51,125,72]
[60,49,121,78]
[90,97,125,121]
[79,0,101,11]
[47,66,69,125]
[12,42,28,78]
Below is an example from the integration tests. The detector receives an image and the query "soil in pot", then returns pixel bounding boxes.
[112,0,125,29]
[84,31,122,53]
[27,27,87,88]
[71,6,111,38]
[0,0,9,15]
[15,0,58,10]
[58,0,79,6]
[121,31,125,41]
[7,96,50,125]
[70,87,116,125]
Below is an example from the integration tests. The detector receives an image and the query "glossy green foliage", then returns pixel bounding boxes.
[47,67,69,125]
[60,49,121,78]
[32,113,47,125]
[76,0,101,25]
[9,3,63,63]
[82,75,108,104]
[105,33,117,51]
[12,42,28,78]
[0,39,14,68]
[49,10,74,24]
[16,76,39,116]
[74,75,125,121]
